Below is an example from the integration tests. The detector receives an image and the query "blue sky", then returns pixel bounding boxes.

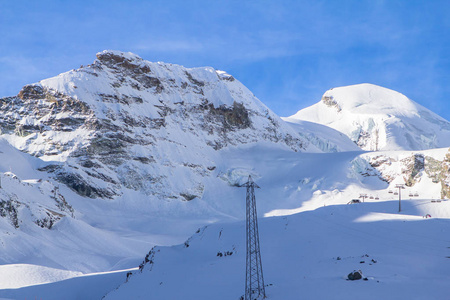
[1,0,449,119]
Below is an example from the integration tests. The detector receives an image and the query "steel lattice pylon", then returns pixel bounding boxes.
[241,175,266,300]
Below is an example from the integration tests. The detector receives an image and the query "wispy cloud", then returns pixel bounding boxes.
[133,39,204,52]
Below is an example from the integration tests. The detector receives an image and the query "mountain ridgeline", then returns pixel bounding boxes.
[0,50,313,200]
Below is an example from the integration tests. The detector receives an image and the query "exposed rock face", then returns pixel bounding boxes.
[440,152,450,199]
[1,85,95,156]
[365,149,450,199]
[367,154,427,185]
[402,154,425,187]
[0,50,312,199]
[352,156,384,180]
[321,95,341,112]
[0,199,19,228]
[0,172,74,230]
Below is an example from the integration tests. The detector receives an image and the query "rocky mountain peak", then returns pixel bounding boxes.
[96,50,144,66]
[0,51,314,200]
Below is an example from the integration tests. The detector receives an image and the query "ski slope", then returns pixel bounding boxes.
[103,200,450,300]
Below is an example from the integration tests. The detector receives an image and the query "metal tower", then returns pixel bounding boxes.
[241,175,266,300]
[395,184,405,212]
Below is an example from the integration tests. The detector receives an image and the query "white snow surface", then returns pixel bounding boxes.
[0,268,133,300]
[102,201,450,300]
[0,264,82,289]
[289,83,450,151]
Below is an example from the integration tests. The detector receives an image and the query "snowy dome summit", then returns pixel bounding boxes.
[288,83,450,151]
[314,83,418,115]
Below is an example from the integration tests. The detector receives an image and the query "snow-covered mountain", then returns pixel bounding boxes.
[289,83,450,151]
[0,50,333,272]
[0,52,450,299]
[0,50,317,201]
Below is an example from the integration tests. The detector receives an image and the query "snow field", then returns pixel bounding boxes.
[0,268,135,300]
[0,264,82,289]
[101,201,450,300]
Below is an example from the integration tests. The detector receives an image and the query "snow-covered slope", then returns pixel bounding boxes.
[289,83,450,151]
[0,264,82,289]
[0,267,132,300]
[0,139,153,273]
[3,173,450,299]
[101,202,449,300]
[1,134,448,276]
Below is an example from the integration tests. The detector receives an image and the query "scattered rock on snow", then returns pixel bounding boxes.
[347,270,363,281]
